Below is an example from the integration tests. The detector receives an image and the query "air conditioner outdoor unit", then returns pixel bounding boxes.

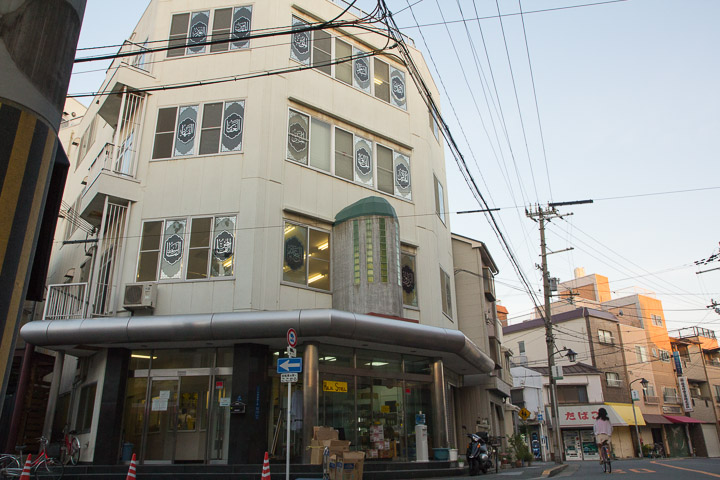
[123,283,157,311]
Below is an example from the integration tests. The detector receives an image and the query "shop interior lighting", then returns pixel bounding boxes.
[308,273,325,284]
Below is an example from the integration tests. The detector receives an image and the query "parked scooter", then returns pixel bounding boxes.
[465,430,493,475]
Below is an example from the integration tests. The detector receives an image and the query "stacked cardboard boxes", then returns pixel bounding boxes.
[310,426,351,465]
[330,451,365,480]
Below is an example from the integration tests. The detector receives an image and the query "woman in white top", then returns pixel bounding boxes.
[594,407,613,458]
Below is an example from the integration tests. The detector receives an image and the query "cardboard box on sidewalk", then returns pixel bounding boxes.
[338,451,365,480]
[310,426,349,464]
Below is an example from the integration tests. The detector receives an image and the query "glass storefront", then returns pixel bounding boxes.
[122,348,232,464]
[267,345,435,462]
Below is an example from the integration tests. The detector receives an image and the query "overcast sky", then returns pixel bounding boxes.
[69,0,720,331]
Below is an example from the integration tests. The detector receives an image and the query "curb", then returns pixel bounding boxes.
[541,463,569,478]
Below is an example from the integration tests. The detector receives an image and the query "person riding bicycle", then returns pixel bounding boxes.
[594,407,613,463]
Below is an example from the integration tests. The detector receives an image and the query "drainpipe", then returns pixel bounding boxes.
[302,343,319,464]
[431,359,448,448]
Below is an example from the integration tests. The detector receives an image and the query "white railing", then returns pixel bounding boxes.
[43,283,89,320]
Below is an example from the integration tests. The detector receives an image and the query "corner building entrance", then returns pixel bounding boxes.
[123,348,233,463]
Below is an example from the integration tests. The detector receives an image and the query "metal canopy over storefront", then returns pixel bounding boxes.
[663,415,705,424]
[20,308,495,374]
[605,402,646,426]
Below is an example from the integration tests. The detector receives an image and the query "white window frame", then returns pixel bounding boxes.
[659,349,671,362]
[635,345,648,363]
[518,341,525,355]
[598,329,614,345]
[651,314,663,326]
[136,215,237,283]
[285,107,412,201]
[152,99,246,160]
[434,175,446,224]
[605,372,621,388]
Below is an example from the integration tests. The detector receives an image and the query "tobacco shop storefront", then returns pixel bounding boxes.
[22,309,495,465]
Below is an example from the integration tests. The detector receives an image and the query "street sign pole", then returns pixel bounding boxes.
[285,329,297,480]
[286,377,291,480]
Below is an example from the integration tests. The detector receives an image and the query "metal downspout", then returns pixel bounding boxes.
[431,359,448,449]
[302,343,319,464]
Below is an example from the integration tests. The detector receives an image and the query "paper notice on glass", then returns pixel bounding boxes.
[159,390,171,400]
[151,398,169,411]
[219,397,231,407]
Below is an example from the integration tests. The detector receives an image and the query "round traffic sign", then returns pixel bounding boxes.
[287,328,297,347]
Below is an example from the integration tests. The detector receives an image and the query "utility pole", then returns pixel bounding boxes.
[526,200,591,464]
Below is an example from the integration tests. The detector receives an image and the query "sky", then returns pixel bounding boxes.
[68,0,720,331]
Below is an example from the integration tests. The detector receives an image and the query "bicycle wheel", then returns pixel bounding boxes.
[34,458,63,480]
[69,438,80,466]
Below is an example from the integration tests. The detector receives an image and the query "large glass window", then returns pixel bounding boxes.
[168,6,252,58]
[374,59,390,102]
[283,221,330,291]
[335,39,352,85]
[153,100,245,159]
[334,128,354,181]
[137,216,236,281]
[313,30,332,75]
[288,109,411,199]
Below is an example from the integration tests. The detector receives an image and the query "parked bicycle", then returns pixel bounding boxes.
[599,439,612,474]
[0,436,64,479]
[650,442,664,459]
[60,426,80,466]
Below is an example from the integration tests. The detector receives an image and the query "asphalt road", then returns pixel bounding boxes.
[425,457,720,480]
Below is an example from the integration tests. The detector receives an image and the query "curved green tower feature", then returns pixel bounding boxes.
[332,197,402,316]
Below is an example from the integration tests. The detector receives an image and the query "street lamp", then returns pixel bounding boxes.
[629,377,649,458]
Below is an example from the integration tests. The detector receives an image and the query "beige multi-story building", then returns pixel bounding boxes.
[15,0,508,468]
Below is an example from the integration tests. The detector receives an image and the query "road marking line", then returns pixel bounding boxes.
[613,469,626,474]
[629,468,655,473]
[650,461,720,478]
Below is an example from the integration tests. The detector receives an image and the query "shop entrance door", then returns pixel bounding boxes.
[140,373,213,463]
[144,378,179,462]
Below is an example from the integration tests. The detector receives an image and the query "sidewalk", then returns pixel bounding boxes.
[423,461,565,480]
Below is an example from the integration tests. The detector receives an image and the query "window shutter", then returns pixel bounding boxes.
[393,153,411,199]
[221,100,245,152]
[231,6,252,50]
[353,47,371,92]
[353,136,373,186]
[187,11,210,55]
[290,16,311,64]
[174,105,198,156]
[389,67,407,110]
[168,13,190,58]
[287,110,309,164]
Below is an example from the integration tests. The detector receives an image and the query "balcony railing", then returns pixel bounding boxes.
[43,283,88,320]
[643,395,660,404]
[663,396,681,405]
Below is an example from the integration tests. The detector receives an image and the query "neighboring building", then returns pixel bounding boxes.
[451,235,514,451]
[511,366,548,461]
[529,364,640,461]
[506,269,720,458]
[21,0,499,466]
[670,327,720,457]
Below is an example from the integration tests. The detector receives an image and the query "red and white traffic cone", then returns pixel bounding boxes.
[126,453,137,480]
[19,454,31,480]
[261,451,271,479]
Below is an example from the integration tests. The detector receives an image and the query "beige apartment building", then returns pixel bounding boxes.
[14,0,509,467]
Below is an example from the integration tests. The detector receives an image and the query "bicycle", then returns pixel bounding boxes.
[1,437,64,479]
[649,442,664,459]
[59,427,80,466]
[599,440,612,474]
